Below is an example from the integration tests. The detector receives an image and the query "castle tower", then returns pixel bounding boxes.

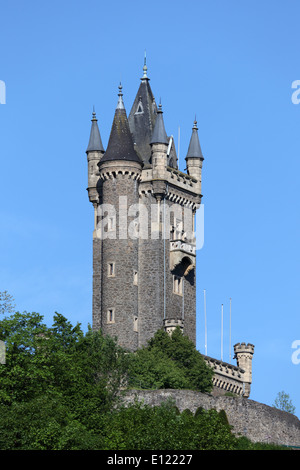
[93,84,142,351]
[87,63,203,351]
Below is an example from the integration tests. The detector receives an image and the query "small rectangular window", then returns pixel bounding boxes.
[173,275,183,295]
[107,262,115,277]
[107,308,115,324]
[174,217,183,240]
[107,216,115,231]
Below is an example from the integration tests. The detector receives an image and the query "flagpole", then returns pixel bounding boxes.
[204,289,207,356]
[221,304,223,362]
[229,297,232,363]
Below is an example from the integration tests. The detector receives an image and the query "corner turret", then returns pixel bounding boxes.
[86,109,105,204]
[150,102,169,196]
[185,119,204,195]
[94,83,141,351]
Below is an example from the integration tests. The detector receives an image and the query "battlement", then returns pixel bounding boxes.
[163,319,184,336]
[234,342,255,354]
[140,165,202,199]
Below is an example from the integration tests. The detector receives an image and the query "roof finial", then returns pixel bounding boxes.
[118,82,123,96]
[117,82,125,109]
[142,50,149,80]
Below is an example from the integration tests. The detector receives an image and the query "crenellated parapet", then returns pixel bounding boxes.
[99,161,142,182]
[164,318,184,335]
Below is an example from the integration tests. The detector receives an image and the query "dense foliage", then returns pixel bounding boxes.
[0,310,288,450]
[127,327,214,392]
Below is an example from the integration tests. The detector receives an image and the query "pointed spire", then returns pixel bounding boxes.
[185,119,204,160]
[150,102,168,145]
[86,108,104,153]
[100,84,141,164]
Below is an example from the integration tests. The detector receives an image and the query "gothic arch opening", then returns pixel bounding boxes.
[171,256,195,285]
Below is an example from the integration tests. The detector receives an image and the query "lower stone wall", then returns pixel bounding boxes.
[122,389,300,447]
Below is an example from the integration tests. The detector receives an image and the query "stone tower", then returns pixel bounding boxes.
[233,343,255,397]
[86,61,204,351]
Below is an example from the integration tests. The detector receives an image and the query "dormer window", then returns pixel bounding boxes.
[135,99,144,115]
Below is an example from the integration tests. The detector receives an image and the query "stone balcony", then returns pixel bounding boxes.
[170,232,196,273]
[170,239,196,256]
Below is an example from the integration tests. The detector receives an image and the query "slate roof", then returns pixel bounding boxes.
[127,60,178,168]
[185,120,204,160]
[128,76,158,164]
[150,103,168,145]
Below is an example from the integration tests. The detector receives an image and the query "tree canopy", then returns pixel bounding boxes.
[0,307,287,450]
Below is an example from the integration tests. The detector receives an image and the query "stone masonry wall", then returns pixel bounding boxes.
[123,389,300,447]
[137,192,165,348]
[100,172,140,351]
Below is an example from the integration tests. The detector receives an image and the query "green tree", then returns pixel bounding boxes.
[0,291,15,316]
[0,310,130,449]
[0,310,289,450]
[273,391,296,415]
[128,327,213,393]
[0,311,51,403]
[99,400,239,450]
[0,311,129,410]
[0,393,102,450]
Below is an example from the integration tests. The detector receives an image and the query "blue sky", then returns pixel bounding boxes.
[0,0,299,418]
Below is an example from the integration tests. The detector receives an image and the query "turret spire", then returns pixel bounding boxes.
[86,108,104,153]
[185,119,204,160]
[150,102,168,145]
